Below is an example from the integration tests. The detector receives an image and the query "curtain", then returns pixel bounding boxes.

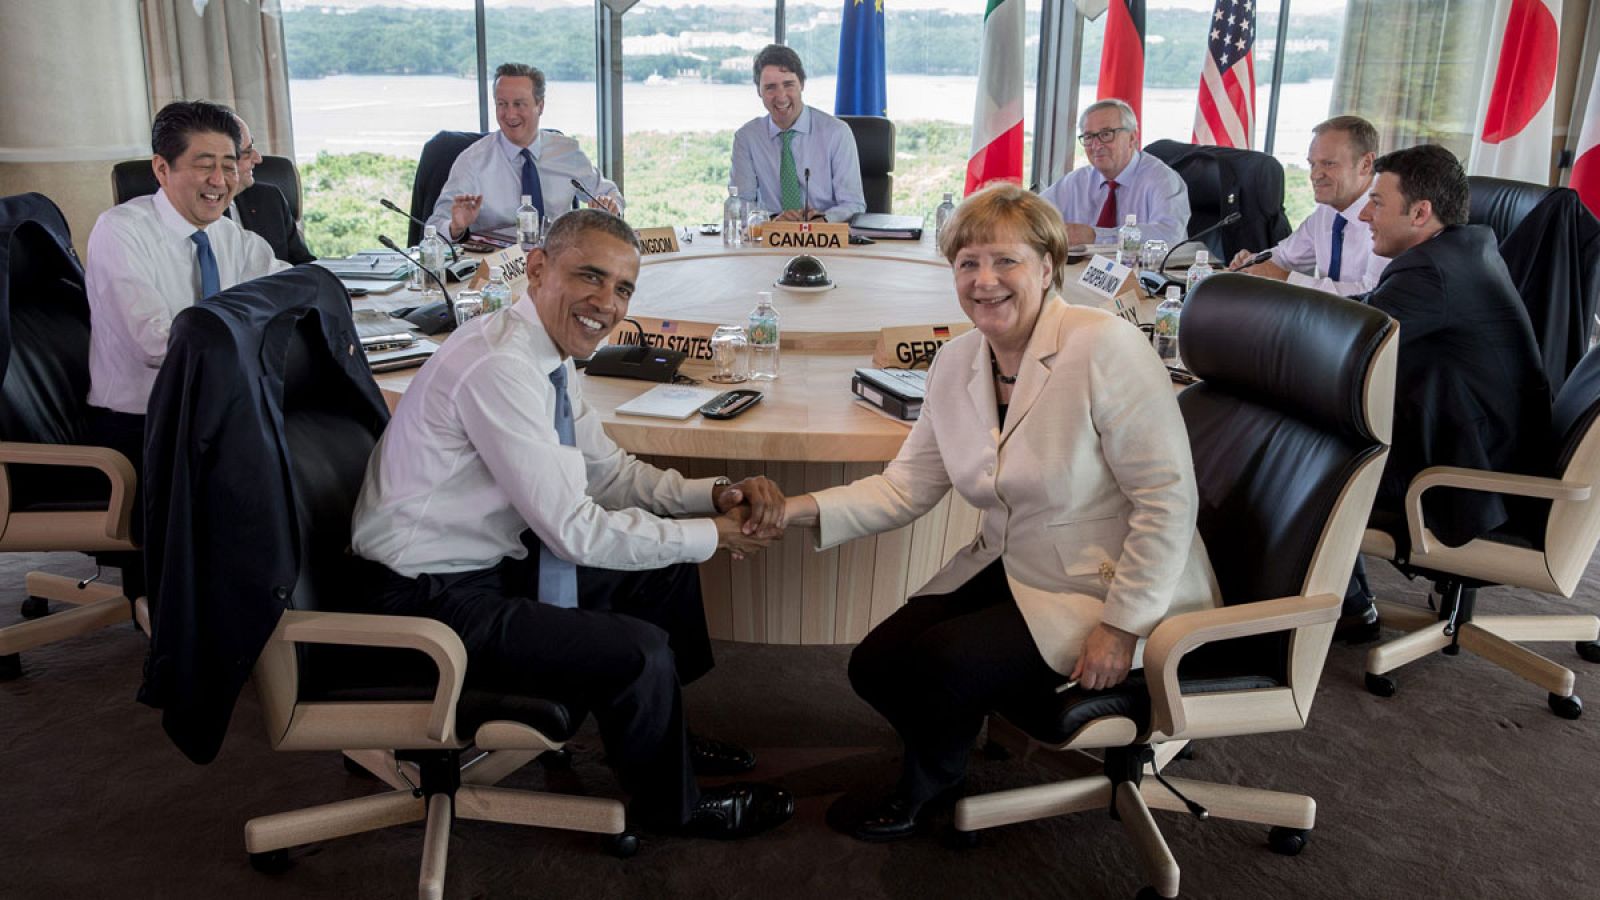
[140,0,296,158]
[1331,0,1499,160]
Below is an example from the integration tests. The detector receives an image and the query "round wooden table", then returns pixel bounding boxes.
[378,234,1158,645]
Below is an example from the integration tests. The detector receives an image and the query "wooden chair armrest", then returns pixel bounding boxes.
[0,441,137,541]
[276,610,468,743]
[1141,593,1341,737]
[1405,466,1590,555]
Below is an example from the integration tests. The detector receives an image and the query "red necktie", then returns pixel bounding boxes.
[1096,180,1119,228]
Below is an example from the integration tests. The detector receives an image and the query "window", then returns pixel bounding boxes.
[281,1,480,256]
[482,0,600,165]
[620,0,776,229]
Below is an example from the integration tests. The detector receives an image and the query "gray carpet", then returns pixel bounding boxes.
[4,549,1598,899]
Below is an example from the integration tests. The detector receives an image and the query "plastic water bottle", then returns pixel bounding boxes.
[1154,285,1184,366]
[1185,249,1215,295]
[480,265,512,314]
[747,291,780,380]
[1118,214,1142,268]
[934,192,956,242]
[517,194,540,250]
[723,185,746,249]
[419,225,447,304]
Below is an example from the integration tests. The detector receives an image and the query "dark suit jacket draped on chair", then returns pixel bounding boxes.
[1495,188,1600,397]
[1142,139,1291,260]
[234,182,315,265]
[138,266,389,764]
[1364,224,1553,547]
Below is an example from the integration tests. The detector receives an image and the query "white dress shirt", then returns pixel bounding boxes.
[85,189,286,415]
[351,296,721,578]
[1269,189,1390,296]
[730,105,866,223]
[1038,151,1191,247]
[425,131,622,237]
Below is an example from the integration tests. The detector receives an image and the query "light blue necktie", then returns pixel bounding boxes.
[538,365,579,608]
[1328,214,1346,282]
[519,148,546,219]
[190,230,220,299]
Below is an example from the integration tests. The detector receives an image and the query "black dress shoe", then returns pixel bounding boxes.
[1334,601,1381,644]
[683,782,795,839]
[689,732,757,776]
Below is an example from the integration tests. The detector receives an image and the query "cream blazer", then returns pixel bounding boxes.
[813,297,1220,675]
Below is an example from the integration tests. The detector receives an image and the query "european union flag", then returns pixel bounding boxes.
[835,0,887,117]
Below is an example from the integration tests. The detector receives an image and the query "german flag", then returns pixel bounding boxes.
[1098,1,1146,125]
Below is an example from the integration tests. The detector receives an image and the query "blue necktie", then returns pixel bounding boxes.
[1328,214,1346,282]
[190,230,220,299]
[520,148,546,219]
[538,365,579,609]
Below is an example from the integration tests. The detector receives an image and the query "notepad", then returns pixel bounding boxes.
[614,384,720,420]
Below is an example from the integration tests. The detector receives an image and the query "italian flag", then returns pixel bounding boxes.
[966,0,1025,195]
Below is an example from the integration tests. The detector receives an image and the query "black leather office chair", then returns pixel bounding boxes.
[0,193,140,680]
[1360,344,1600,718]
[140,269,632,897]
[111,155,303,219]
[1468,175,1552,245]
[1144,140,1291,260]
[953,275,1397,899]
[839,115,896,214]
[1495,187,1600,396]
[407,130,485,246]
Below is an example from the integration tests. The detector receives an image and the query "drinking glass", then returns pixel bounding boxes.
[708,324,750,383]
[1140,239,1170,274]
[453,291,484,327]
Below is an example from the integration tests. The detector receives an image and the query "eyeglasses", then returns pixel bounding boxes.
[239,144,262,161]
[1078,127,1128,146]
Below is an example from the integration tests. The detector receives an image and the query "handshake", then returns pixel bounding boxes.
[709,476,801,560]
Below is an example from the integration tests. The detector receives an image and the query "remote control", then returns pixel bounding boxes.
[700,389,763,420]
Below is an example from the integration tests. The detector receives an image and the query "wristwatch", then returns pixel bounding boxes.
[712,476,732,505]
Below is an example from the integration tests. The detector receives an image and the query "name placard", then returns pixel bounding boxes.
[760,221,851,250]
[634,226,680,256]
[468,246,530,294]
[606,316,720,362]
[871,322,974,370]
[1077,254,1141,324]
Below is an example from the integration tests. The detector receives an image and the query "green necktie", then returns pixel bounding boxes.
[779,130,803,212]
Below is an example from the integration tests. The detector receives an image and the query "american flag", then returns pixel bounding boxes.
[1192,0,1256,148]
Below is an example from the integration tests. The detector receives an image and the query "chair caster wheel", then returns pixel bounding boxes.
[1268,826,1310,856]
[1577,641,1600,664]
[539,747,573,769]
[0,654,21,681]
[945,825,980,849]
[249,848,291,874]
[1135,886,1174,899]
[1548,693,1583,720]
[1364,672,1396,697]
[981,739,1011,761]
[607,832,639,858]
[1173,743,1196,762]
[20,596,50,619]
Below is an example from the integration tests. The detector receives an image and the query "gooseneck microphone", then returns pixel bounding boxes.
[569,178,599,206]
[1145,211,1244,297]
[379,234,455,332]
[379,198,459,261]
[803,167,813,220]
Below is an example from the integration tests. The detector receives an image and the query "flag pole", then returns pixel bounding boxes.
[1263,0,1292,156]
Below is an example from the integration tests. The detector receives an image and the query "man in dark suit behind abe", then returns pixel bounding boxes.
[1338,143,1552,638]
[229,114,314,264]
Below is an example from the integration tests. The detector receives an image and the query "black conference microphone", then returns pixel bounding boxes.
[378,198,459,261]
[1141,211,1244,298]
[378,234,456,336]
[803,167,814,220]
[569,178,599,206]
